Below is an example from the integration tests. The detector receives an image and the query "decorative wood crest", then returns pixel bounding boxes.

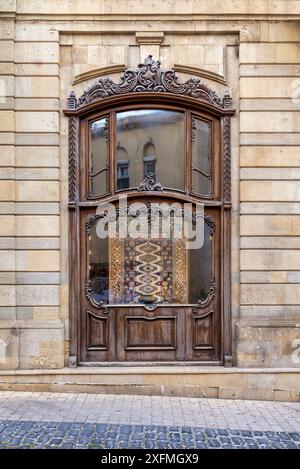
[137,173,164,192]
[85,205,215,234]
[67,55,232,110]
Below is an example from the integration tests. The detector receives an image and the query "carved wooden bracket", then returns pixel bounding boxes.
[85,280,109,313]
[192,279,215,315]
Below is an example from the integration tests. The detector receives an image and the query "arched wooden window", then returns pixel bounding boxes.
[64,56,234,367]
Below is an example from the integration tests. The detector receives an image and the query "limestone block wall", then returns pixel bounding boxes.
[0,0,299,369]
[237,23,300,367]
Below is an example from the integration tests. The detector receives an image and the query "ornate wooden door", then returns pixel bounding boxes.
[80,203,221,363]
[64,56,234,367]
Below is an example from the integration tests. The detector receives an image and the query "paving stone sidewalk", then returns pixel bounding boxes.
[0,391,300,449]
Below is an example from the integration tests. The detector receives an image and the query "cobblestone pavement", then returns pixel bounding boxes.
[0,392,300,448]
[0,420,300,449]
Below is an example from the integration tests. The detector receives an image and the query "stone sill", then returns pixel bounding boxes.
[1,366,300,375]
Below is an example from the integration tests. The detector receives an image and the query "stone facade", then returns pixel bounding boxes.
[0,1,300,375]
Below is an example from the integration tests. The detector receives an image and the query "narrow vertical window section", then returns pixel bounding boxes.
[191,117,212,197]
[89,117,109,196]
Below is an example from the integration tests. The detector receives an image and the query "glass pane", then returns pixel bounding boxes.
[116,109,184,190]
[192,118,211,195]
[90,118,109,196]
[192,170,210,196]
[188,221,212,303]
[87,205,213,306]
[89,224,109,304]
[91,170,109,196]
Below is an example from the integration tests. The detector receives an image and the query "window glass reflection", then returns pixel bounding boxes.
[90,118,109,196]
[192,118,211,195]
[188,221,212,303]
[88,210,213,306]
[116,110,184,190]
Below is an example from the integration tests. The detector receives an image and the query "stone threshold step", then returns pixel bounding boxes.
[0,367,299,402]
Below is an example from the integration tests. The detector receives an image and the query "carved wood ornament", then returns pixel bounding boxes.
[67,55,232,111]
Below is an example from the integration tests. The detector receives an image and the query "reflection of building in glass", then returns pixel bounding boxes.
[116,109,185,190]
[143,140,157,180]
[116,143,129,190]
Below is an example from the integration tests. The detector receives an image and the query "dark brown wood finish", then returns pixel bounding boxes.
[64,56,234,366]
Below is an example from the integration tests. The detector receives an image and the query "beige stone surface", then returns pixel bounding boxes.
[15,99,59,111]
[16,285,60,306]
[268,22,300,42]
[0,75,14,97]
[240,112,300,133]
[241,168,300,180]
[15,43,59,64]
[16,216,59,236]
[240,215,300,236]
[0,215,15,236]
[15,23,59,42]
[0,18,14,39]
[240,98,300,112]
[15,112,59,133]
[16,181,59,202]
[240,64,300,77]
[0,251,15,271]
[0,111,14,132]
[0,0,300,376]
[32,307,61,321]
[0,181,14,201]
[0,41,14,62]
[240,146,300,167]
[241,181,300,201]
[0,285,15,306]
[241,250,300,271]
[240,77,296,98]
[0,328,19,370]
[241,271,300,284]
[236,326,300,368]
[240,43,300,64]
[19,327,64,369]
[241,284,300,305]
[0,146,14,167]
[240,236,300,249]
[15,77,59,98]
[15,168,59,180]
[11,0,300,15]
[16,251,60,272]
[15,64,59,76]
[240,133,300,146]
[15,147,59,167]
[241,203,300,215]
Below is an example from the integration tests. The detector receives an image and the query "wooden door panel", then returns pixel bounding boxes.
[185,308,220,361]
[116,307,185,361]
[193,312,214,350]
[86,310,109,350]
[124,316,176,350]
[80,308,116,362]
[79,204,222,364]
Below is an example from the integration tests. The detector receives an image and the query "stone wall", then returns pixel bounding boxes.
[0,0,299,369]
